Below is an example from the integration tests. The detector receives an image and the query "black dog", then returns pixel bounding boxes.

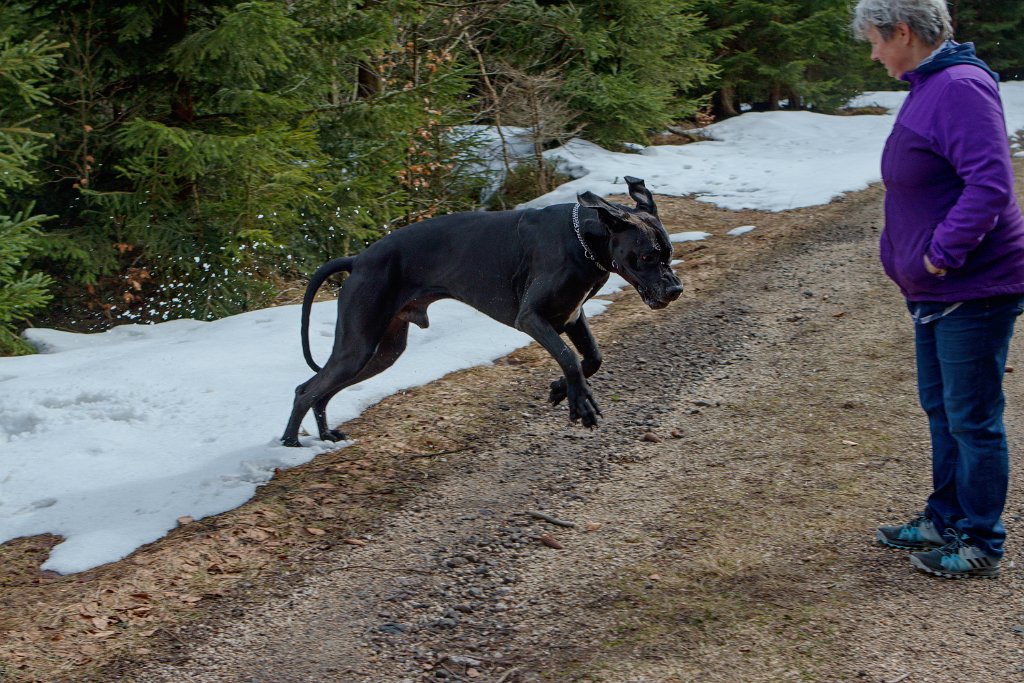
[281,176,683,447]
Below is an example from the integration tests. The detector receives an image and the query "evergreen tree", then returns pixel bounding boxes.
[695,0,864,118]
[566,0,717,144]
[294,0,484,263]
[24,1,336,322]
[950,1,1024,80]
[0,8,62,354]
[13,0,483,325]
[478,0,716,146]
[15,0,986,338]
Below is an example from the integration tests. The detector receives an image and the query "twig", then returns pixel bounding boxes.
[156,627,186,645]
[886,673,912,683]
[409,447,471,459]
[527,510,576,528]
[327,563,434,576]
[446,653,510,665]
[495,667,522,683]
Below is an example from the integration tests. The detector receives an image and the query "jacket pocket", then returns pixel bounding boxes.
[890,230,940,294]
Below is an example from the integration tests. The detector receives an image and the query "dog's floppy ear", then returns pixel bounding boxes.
[576,191,632,232]
[624,176,657,215]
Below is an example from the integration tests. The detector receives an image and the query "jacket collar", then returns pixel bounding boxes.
[902,41,1000,86]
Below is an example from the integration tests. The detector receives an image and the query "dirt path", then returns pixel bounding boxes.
[127,178,1024,683]
[5,170,1024,683]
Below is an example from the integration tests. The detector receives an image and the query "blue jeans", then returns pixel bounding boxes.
[911,294,1024,558]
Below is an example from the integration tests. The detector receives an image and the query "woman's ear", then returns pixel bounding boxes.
[895,21,913,45]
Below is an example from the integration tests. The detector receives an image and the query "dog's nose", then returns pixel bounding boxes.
[665,284,684,300]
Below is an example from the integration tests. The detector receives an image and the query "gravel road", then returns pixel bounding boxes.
[123,182,1024,683]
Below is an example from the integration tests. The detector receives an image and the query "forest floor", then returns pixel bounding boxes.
[3,163,1024,683]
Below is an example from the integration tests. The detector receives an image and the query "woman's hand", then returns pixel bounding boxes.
[924,254,947,277]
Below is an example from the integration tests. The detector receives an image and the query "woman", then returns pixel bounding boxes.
[853,0,1024,578]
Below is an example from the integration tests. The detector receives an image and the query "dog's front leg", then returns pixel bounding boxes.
[515,310,601,427]
[549,313,602,406]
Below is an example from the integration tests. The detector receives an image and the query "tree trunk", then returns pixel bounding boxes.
[167,2,194,122]
[356,61,380,99]
[713,85,739,119]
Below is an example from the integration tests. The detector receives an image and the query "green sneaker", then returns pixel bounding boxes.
[910,533,1000,579]
[876,512,946,550]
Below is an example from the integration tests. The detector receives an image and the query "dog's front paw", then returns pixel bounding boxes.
[567,386,602,428]
[549,378,568,405]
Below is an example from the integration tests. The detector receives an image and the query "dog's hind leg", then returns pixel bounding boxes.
[282,312,414,446]
[281,363,366,447]
[281,290,391,446]
[311,401,344,443]
[549,312,602,406]
[308,317,413,442]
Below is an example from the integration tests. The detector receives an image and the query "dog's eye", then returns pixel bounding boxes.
[640,253,657,263]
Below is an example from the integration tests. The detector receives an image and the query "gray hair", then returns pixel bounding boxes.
[851,0,953,44]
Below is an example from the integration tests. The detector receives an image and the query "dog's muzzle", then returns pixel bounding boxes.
[638,282,684,310]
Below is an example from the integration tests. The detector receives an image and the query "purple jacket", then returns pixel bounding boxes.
[880,54,1024,302]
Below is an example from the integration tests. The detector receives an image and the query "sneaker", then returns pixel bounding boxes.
[876,512,946,550]
[910,533,1000,579]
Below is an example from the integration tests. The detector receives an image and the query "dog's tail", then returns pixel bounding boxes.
[301,256,356,372]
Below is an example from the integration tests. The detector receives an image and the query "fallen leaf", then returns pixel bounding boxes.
[305,527,327,536]
[343,538,367,546]
[89,630,118,639]
[842,439,859,446]
[243,527,271,541]
[539,534,564,549]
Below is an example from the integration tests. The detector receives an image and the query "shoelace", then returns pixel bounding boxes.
[905,512,928,529]
[938,529,968,556]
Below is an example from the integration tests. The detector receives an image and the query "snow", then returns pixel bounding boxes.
[4,83,1024,574]
[671,231,712,243]
[453,124,536,203]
